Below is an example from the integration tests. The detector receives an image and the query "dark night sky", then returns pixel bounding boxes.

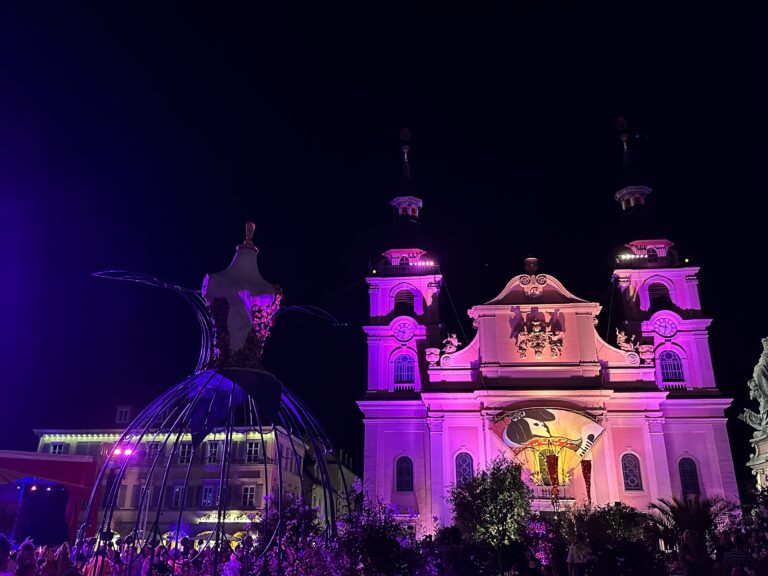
[0,3,764,492]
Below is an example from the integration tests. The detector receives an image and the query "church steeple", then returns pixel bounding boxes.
[391,128,423,223]
[614,117,652,213]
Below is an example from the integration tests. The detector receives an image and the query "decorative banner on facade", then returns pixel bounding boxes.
[490,408,605,488]
[581,459,592,504]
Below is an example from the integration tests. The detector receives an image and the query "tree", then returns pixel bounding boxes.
[561,503,661,575]
[648,495,736,551]
[448,457,531,569]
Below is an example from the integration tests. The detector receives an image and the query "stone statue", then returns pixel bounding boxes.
[442,333,460,354]
[548,328,564,358]
[739,337,768,436]
[616,328,638,352]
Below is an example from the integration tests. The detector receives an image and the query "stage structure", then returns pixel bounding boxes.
[82,223,348,570]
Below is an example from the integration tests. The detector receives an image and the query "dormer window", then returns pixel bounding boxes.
[399,256,409,266]
[116,406,131,425]
[646,247,658,263]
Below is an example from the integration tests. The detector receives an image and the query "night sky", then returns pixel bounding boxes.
[1,4,764,493]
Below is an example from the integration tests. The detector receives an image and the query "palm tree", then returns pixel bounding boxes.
[648,495,736,548]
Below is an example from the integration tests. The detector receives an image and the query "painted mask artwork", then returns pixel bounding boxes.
[492,408,605,459]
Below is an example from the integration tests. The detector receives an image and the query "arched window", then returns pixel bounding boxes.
[679,458,700,495]
[398,256,409,266]
[659,350,685,382]
[396,456,413,491]
[393,290,415,315]
[394,355,415,384]
[647,247,658,263]
[648,282,673,310]
[455,452,474,485]
[621,453,643,491]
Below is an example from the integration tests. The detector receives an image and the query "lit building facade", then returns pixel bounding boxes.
[33,415,354,538]
[358,192,739,534]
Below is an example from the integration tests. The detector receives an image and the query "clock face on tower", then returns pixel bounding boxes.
[653,317,677,337]
[393,322,415,342]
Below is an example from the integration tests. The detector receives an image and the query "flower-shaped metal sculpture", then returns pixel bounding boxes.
[80,223,348,573]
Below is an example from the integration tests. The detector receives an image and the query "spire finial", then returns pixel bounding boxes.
[238,221,258,251]
[400,128,411,181]
[617,116,630,168]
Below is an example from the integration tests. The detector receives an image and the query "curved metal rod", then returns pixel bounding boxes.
[93,271,214,371]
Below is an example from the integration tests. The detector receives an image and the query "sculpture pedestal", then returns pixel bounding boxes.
[748,433,768,489]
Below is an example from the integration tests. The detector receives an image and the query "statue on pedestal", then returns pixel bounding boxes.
[739,337,768,437]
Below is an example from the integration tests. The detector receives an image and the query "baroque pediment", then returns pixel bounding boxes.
[482,274,589,306]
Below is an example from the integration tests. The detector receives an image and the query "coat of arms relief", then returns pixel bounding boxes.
[514,316,564,359]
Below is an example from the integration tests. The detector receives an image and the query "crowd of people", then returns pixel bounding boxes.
[1,522,767,576]
[0,534,254,576]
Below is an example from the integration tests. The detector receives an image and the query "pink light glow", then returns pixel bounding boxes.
[124,448,133,456]
[114,448,122,455]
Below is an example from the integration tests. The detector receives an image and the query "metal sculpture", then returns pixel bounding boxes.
[80,222,348,573]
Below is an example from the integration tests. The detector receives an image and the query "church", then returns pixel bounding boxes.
[357,136,739,534]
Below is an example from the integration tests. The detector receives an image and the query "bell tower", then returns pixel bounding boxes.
[363,133,442,393]
[610,118,716,391]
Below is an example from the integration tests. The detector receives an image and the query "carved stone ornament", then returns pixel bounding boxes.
[740,337,768,437]
[637,344,655,365]
[428,416,445,433]
[516,316,564,360]
[646,417,665,434]
[425,348,441,367]
[425,333,463,367]
[616,328,638,352]
[442,333,461,354]
[519,274,548,298]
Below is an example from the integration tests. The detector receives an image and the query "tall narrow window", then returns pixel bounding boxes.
[115,406,131,424]
[178,443,193,464]
[146,443,162,462]
[201,485,218,508]
[242,486,256,507]
[246,441,261,463]
[621,454,643,491]
[659,351,684,382]
[394,355,415,384]
[679,458,700,495]
[455,453,474,485]
[171,486,185,508]
[206,442,221,464]
[396,457,413,492]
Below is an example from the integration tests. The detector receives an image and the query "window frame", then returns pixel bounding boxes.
[396,456,414,492]
[245,441,261,464]
[659,350,685,382]
[201,485,218,508]
[678,457,701,495]
[242,485,257,508]
[115,406,131,424]
[49,443,65,455]
[206,442,222,464]
[621,453,644,491]
[394,355,415,385]
[455,452,474,486]
[178,443,193,465]
[171,486,185,508]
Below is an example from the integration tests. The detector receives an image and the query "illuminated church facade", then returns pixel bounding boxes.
[358,186,739,533]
